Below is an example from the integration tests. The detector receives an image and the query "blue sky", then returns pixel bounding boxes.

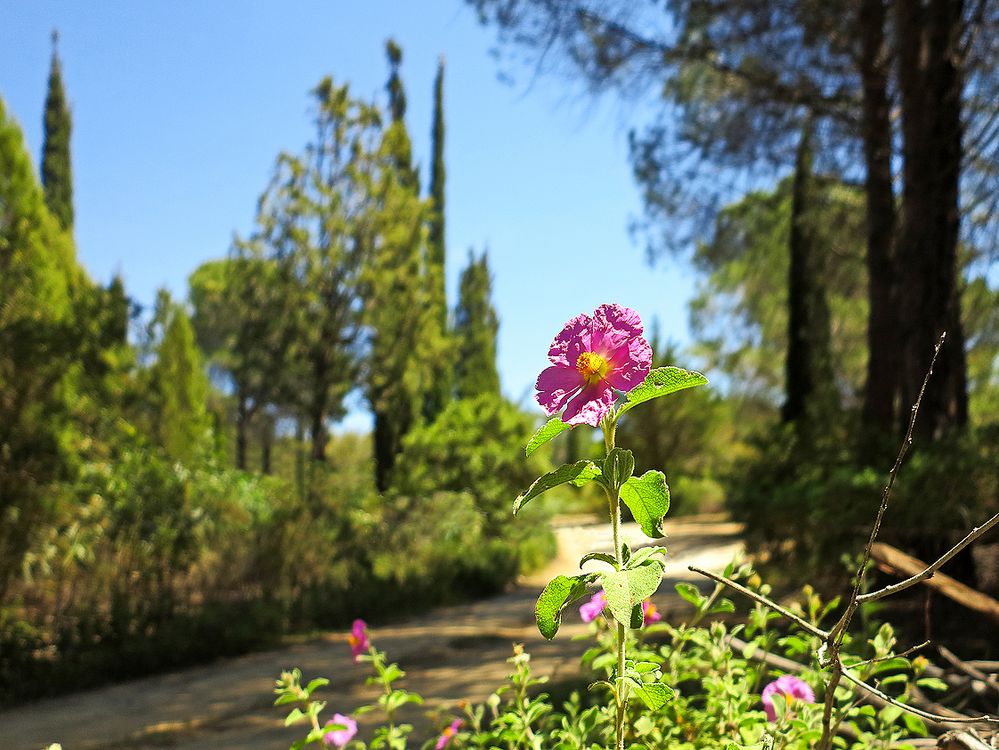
[1,1,695,429]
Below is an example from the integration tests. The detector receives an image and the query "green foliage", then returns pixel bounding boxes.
[513,460,601,515]
[689,178,867,403]
[617,366,708,415]
[601,562,663,626]
[619,471,670,539]
[729,421,999,577]
[280,565,945,750]
[535,574,596,640]
[41,43,74,231]
[0,96,79,600]
[424,57,452,423]
[453,251,500,400]
[616,337,735,516]
[525,417,571,457]
[391,394,556,572]
[148,302,212,462]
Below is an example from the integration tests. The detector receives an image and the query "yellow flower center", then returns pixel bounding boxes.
[576,351,609,384]
[347,635,360,647]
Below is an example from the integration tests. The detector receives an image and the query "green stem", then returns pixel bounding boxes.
[602,414,627,750]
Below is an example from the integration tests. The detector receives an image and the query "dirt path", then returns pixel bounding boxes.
[0,515,743,750]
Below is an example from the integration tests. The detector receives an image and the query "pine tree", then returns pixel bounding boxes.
[453,250,500,400]
[424,57,452,422]
[41,30,74,232]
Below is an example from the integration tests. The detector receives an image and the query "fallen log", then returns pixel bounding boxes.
[870,543,999,625]
[936,730,997,749]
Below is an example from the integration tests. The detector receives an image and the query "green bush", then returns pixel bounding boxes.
[728,421,999,581]
[391,394,557,574]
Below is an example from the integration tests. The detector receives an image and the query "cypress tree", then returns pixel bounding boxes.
[0,96,76,599]
[367,43,443,490]
[384,39,418,190]
[41,30,74,232]
[424,57,452,422]
[151,302,211,464]
[453,250,500,400]
[781,120,836,430]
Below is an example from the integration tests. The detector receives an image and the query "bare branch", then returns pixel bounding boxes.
[858,512,999,603]
[839,668,999,726]
[686,565,829,639]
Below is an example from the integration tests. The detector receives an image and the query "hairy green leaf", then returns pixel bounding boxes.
[603,447,635,491]
[526,417,571,456]
[513,460,600,515]
[620,471,670,538]
[535,573,596,640]
[579,552,618,569]
[602,564,663,627]
[625,678,674,710]
[618,366,708,416]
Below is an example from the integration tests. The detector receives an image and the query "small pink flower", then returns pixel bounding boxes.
[642,600,662,626]
[579,590,607,623]
[435,718,462,750]
[761,675,815,722]
[347,619,369,663]
[322,713,358,747]
[536,304,653,427]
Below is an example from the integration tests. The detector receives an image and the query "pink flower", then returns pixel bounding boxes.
[322,714,358,747]
[435,719,462,750]
[579,590,607,623]
[536,304,653,427]
[761,675,815,722]
[347,619,369,663]
[642,600,662,626]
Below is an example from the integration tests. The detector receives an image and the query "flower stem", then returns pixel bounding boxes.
[602,414,627,750]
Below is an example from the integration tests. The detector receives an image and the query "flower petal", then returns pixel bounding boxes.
[548,313,592,366]
[535,365,584,415]
[562,381,616,426]
[590,304,644,355]
[605,336,653,392]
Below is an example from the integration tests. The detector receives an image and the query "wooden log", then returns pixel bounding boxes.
[937,730,997,749]
[870,542,999,625]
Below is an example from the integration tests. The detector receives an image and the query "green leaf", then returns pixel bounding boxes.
[526,417,571,456]
[603,448,635,491]
[618,366,708,415]
[602,564,663,627]
[535,573,596,639]
[513,460,601,515]
[619,471,670,538]
[625,678,674,710]
[305,677,329,695]
[915,677,948,692]
[674,582,705,608]
[626,545,668,569]
[284,707,306,726]
[580,552,618,569]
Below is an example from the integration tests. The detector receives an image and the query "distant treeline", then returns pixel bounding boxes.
[0,38,552,705]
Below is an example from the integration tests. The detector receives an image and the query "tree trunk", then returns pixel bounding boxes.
[310,407,327,462]
[893,0,968,440]
[858,0,900,438]
[373,410,395,493]
[782,120,836,429]
[260,416,273,475]
[235,391,249,470]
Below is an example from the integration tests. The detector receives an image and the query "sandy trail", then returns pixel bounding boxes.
[0,515,743,750]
